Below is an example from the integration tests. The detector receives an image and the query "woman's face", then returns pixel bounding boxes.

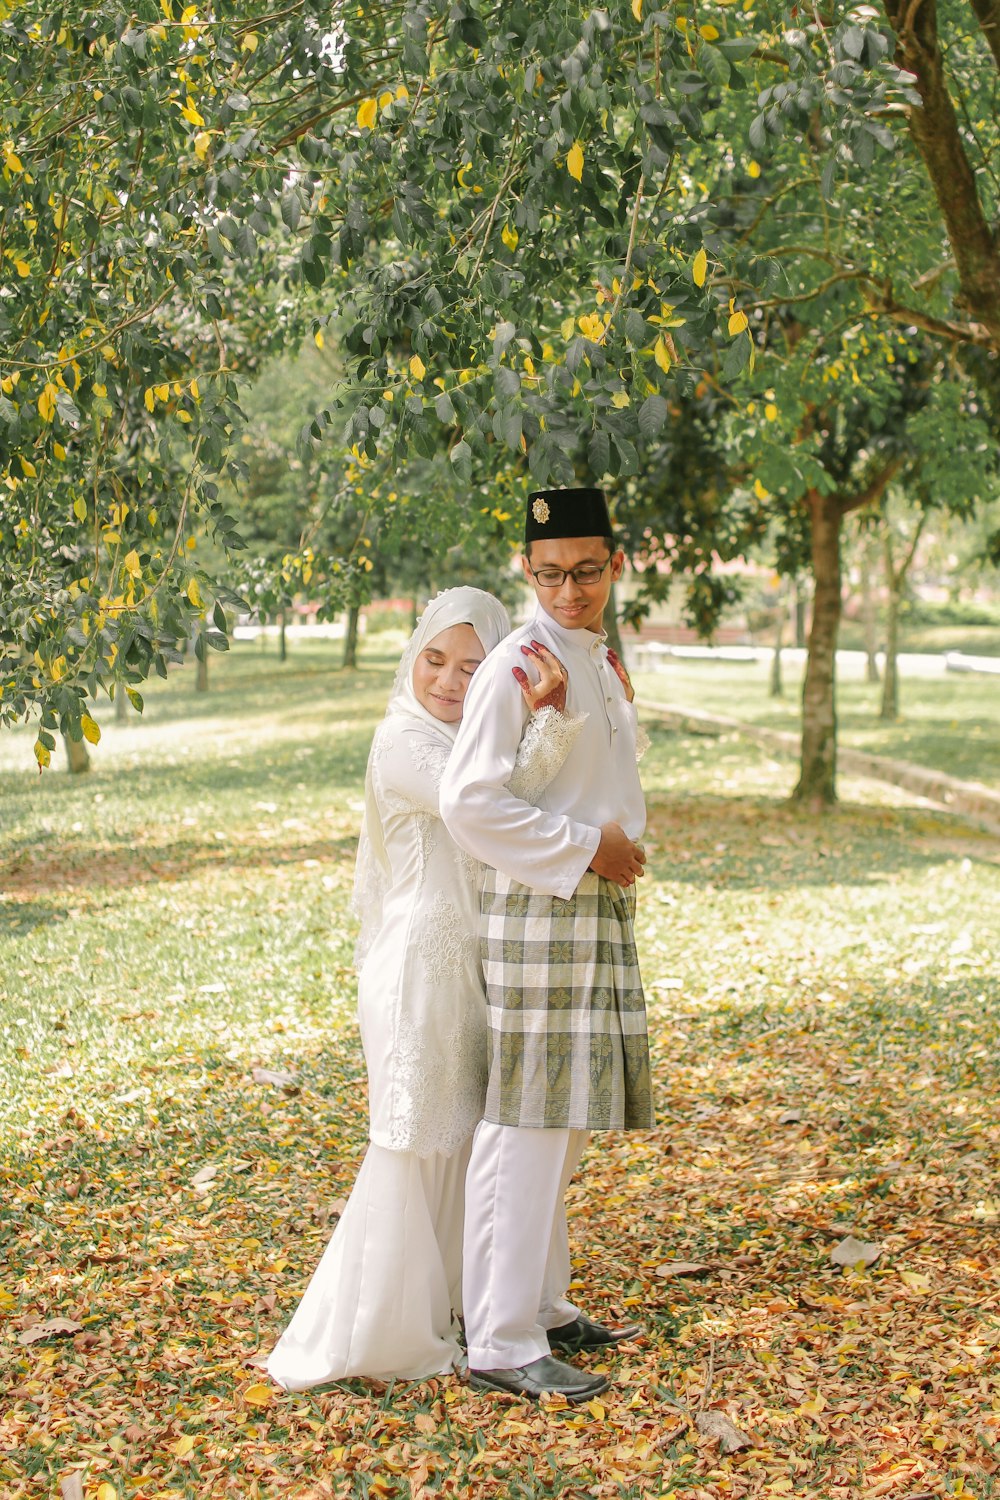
[411,623,486,723]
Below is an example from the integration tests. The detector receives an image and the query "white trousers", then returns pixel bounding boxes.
[463,1122,590,1370]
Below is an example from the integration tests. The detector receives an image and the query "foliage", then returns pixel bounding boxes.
[2,647,998,1496]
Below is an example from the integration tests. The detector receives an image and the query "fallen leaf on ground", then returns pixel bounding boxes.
[695,1409,753,1452]
[830,1234,882,1267]
[654,1260,713,1278]
[190,1163,218,1187]
[58,1476,83,1500]
[18,1318,83,1345]
[252,1067,298,1090]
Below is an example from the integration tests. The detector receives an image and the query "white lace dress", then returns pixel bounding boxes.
[266,706,582,1388]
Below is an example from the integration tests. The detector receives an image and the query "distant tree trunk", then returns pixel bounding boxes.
[794,461,904,808]
[278,609,288,662]
[63,734,91,774]
[793,578,808,648]
[342,604,360,668]
[860,537,881,683]
[115,686,128,723]
[603,579,625,661]
[195,621,209,692]
[793,492,843,807]
[880,508,926,722]
[769,598,784,698]
[410,598,419,631]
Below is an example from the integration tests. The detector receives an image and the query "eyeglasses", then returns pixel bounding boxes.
[528,557,612,588]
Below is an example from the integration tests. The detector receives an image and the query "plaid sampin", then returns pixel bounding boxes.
[480,870,654,1131]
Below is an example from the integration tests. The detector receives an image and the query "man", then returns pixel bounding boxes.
[439,486,653,1403]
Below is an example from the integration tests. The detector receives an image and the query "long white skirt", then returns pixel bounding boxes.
[266,1140,470,1389]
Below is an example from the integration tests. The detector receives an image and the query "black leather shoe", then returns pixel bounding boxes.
[546,1311,642,1352]
[469,1354,609,1402]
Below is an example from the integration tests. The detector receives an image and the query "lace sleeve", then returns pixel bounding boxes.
[506,706,587,803]
[635,723,651,761]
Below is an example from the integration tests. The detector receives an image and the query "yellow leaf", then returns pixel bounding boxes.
[244,1382,273,1407]
[241,31,258,52]
[38,383,58,422]
[700,23,720,39]
[753,478,769,500]
[357,97,378,131]
[501,222,519,251]
[97,1485,117,1500]
[179,99,205,127]
[144,387,155,412]
[73,497,87,521]
[566,141,584,182]
[171,1433,195,1457]
[692,247,708,287]
[764,402,778,420]
[186,577,203,609]
[123,549,141,577]
[20,456,37,477]
[33,738,50,769]
[611,391,630,408]
[50,656,67,681]
[194,130,211,161]
[654,336,672,373]
[378,91,393,110]
[154,383,169,402]
[586,1399,606,1419]
[4,149,24,173]
[632,0,642,17]
[409,354,426,381]
[14,259,31,276]
[748,159,761,178]
[728,310,749,336]
[314,329,325,349]
[560,315,576,340]
[81,714,101,745]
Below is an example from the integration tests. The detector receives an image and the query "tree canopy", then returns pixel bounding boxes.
[2,0,997,768]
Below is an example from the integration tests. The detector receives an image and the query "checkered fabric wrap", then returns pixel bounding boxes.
[480,869,654,1131]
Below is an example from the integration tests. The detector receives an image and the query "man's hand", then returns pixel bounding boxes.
[589,822,646,886]
[605,647,634,703]
[512,640,569,713]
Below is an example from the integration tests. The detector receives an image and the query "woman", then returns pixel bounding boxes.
[267,587,580,1388]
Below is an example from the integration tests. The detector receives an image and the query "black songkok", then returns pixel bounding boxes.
[524,487,613,545]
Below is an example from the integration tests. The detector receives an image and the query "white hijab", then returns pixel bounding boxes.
[352,587,511,964]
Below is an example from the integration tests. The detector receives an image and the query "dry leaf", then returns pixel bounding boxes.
[18,1318,83,1345]
[778,1108,803,1124]
[244,1381,273,1407]
[59,1476,84,1500]
[252,1067,299,1090]
[695,1410,753,1453]
[654,1260,713,1278]
[190,1163,218,1187]
[830,1235,882,1268]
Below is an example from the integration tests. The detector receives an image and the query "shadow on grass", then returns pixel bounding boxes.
[644,792,1000,889]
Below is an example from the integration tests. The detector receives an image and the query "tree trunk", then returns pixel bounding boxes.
[63,733,91,774]
[195,623,209,692]
[793,492,843,808]
[793,579,808,648]
[769,602,784,698]
[115,686,128,723]
[603,579,625,662]
[410,598,419,631]
[860,538,881,683]
[278,609,288,662]
[880,583,901,720]
[342,604,360,668]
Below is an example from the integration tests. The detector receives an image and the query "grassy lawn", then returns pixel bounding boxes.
[2,641,999,1499]
[630,652,1000,792]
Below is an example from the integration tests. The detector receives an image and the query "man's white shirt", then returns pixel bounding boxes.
[439,608,646,900]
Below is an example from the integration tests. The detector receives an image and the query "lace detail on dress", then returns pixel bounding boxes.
[409,735,450,786]
[454,843,484,892]
[418,890,476,984]
[507,707,587,802]
[388,1005,488,1157]
[635,724,651,761]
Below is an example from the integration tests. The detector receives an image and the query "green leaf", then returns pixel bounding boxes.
[638,393,669,442]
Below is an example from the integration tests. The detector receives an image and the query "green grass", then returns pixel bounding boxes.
[1,640,999,1499]
[631,652,1000,790]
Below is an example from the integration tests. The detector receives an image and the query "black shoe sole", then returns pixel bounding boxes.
[468,1372,609,1403]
